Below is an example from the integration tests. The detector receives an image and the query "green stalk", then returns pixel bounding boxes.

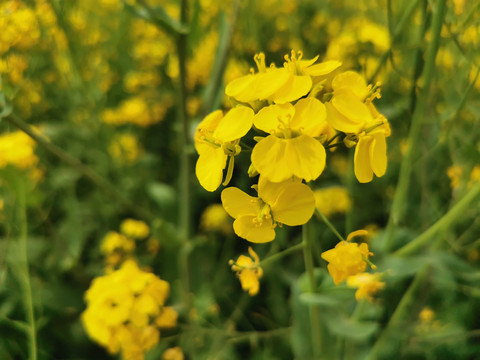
[395,180,480,256]
[16,181,37,360]
[3,113,154,221]
[315,209,346,242]
[176,0,192,311]
[260,242,304,267]
[384,0,447,250]
[302,222,322,359]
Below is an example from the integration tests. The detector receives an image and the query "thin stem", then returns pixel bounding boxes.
[176,0,192,312]
[315,209,346,242]
[384,0,447,250]
[16,181,37,360]
[395,180,480,256]
[3,113,154,221]
[260,242,304,267]
[302,222,322,359]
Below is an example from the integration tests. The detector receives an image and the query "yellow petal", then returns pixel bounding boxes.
[194,110,223,152]
[331,91,371,130]
[370,133,387,177]
[271,75,312,104]
[225,74,257,103]
[332,71,368,99]
[251,135,291,183]
[298,55,320,69]
[305,60,342,76]
[214,106,254,142]
[196,147,226,192]
[272,183,315,226]
[325,102,364,134]
[233,215,276,243]
[255,68,292,99]
[253,103,295,134]
[354,136,373,183]
[291,97,327,136]
[221,187,259,219]
[286,135,326,182]
[257,176,296,205]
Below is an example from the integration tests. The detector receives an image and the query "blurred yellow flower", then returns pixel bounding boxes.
[82,260,176,360]
[419,307,435,324]
[108,134,143,165]
[200,203,232,234]
[321,231,373,285]
[194,106,254,192]
[313,186,351,217]
[0,130,39,170]
[251,97,331,183]
[221,176,315,243]
[230,247,263,296]
[346,272,385,301]
[163,347,184,360]
[120,219,150,239]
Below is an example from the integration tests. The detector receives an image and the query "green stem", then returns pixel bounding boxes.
[16,181,37,360]
[366,266,430,360]
[384,0,447,250]
[395,180,480,256]
[176,0,192,312]
[3,113,154,221]
[260,242,304,267]
[368,0,422,82]
[315,209,346,242]
[302,222,322,359]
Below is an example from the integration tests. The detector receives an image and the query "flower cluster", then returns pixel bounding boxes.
[229,247,263,296]
[82,260,177,360]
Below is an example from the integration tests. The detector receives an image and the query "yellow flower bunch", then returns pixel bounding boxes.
[346,272,385,301]
[120,218,150,239]
[230,247,263,296]
[200,204,232,234]
[321,230,374,285]
[313,186,351,217]
[82,260,177,360]
[108,134,143,165]
[0,1,40,54]
[0,130,39,170]
[101,231,135,268]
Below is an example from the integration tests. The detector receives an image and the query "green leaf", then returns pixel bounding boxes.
[324,311,378,340]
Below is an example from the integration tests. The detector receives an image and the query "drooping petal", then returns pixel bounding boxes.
[291,97,327,137]
[233,215,276,243]
[285,135,326,182]
[214,106,254,142]
[325,102,364,134]
[251,135,291,183]
[331,91,372,130]
[272,183,315,226]
[332,71,369,99]
[221,187,260,218]
[257,176,296,206]
[370,133,387,177]
[253,103,295,134]
[354,136,373,183]
[255,68,292,100]
[196,147,227,192]
[271,75,312,104]
[305,60,342,77]
[298,55,320,69]
[225,74,258,103]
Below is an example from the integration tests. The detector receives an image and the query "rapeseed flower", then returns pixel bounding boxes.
[313,186,351,217]
[163,347,185,360]
[200,203,232,234]
[82,260,177,360]
[221,176,315,243]
[251,97,330,183]
[120,219,150,239]
[321,230,373,285]
[325,71,390,183]
[0,130,39,170]
[230,247,263,296]
[346,272,385,301]
[225,51,341,105]
[194,106,254,192]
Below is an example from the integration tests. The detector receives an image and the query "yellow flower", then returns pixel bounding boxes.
[230,247,263,296]
[419,307,435,323]
[200,203,232,234]
[225,51,341,104]
[251,97,329,183]
[194,106,254,192]
[120,219,150,239]
[101,231,135,254]
[321,230,373,285]
[313,186,351,217]
[346,272,385,301]
[163,347,184,360]
[0,130,39,169]
[81,260,176,360]
[325,71,390,183]
[221,176,315,243]
[108,134,142,165]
